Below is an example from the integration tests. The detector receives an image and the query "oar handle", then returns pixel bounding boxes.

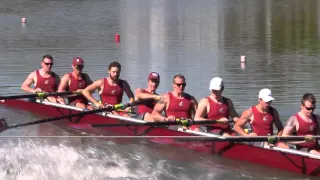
[112,99,151,110]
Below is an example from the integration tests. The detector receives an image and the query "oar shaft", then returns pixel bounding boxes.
[0,91,79,100]
[4,100,147,130]
[91,120,224,127]
[7,107,112,129]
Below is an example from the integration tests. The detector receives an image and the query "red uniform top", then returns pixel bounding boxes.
[136,89,157,114]
[295,113,318,149]
[100,78,124,105]
[191,97,231,132]
[250,106,274,136]
[35,70,57,93]
[206,97,230,130]
[165,92,193,119]
[67,73,88,104]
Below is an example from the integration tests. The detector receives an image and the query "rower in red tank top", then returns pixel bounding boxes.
[35,70,57,93]
[166,92,193,119]
[57,57,93,110]
[135,72,161,121]
[193,77,239,136]
[295,113,318,149]
[234,88,286,148]
[250,105,274,136]
[151,74,198,122]
[136,89,157,114]
[82,61,134,117]
[21,55,60,103]
[100,78,124,105]
[282,93,320,155]
[67,73,87,103]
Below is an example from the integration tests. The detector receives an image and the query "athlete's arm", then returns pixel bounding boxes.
[234,108,252,136]
[135,88,160,101]
[194,98,208,120]
[151,94,169,121]
[21,71,37,93]
[283,115,307,144]
[82,79,103,107]
[56,74,71,103]
[282,116,297,136]
[57,74,70,92]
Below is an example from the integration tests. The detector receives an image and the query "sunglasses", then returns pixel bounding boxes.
[305,106,316,111]
[43,62,53,66]
[150,79,159,83]
[175,83,186,87]
[75,65,84,69]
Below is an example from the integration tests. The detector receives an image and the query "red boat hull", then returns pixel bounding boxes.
[1,99,319,176]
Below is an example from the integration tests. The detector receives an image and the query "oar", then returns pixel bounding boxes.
[173,135,320,143]
[0,91,80,100]
[0,100,144,133]
[90,119,227,127]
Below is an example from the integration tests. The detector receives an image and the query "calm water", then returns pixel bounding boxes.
[0,0,319,179]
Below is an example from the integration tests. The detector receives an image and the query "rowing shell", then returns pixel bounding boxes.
[0,99,319,177]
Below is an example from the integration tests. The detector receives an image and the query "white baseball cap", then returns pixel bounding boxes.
[209,77,224,91]
[258,88,275,102]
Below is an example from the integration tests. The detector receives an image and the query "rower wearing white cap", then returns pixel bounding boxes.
[234,88,285,146]
[193,77,239,136]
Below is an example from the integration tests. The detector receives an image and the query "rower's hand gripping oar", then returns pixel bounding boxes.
[0,100,143,133]
[0,91,80,100]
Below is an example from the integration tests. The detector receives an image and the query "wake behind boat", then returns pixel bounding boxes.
[0,98,319,177]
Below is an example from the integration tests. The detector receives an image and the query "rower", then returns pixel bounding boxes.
[21,55,60,103]
[151,74,198,122]
[193,77,239,136]
[282,93,320,154]
[234,88,286,147]
[135,72,161,121]
[82,61,134,116]
[57,57,94,110]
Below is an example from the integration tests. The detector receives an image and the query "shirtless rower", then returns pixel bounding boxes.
[193,77,239,136]
[151,74,198,122]
[135,72,161,121]
[282,93,320,154]
[82,61,134,116]
[21,55,61,103]
[234,88,286,147]
[57,57,94,110]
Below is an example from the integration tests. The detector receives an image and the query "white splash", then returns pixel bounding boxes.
[0,138,138,180]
